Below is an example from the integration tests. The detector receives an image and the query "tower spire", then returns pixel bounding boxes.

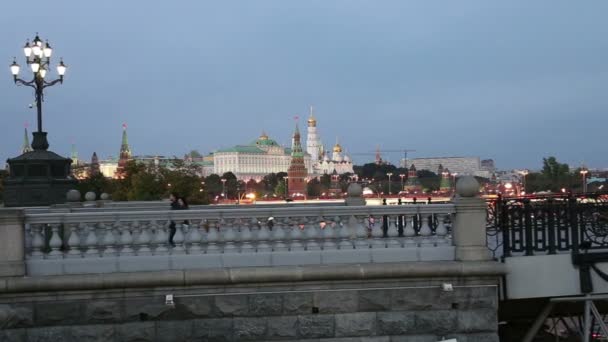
[116,123,132,178]
[21,124,32,154]
[70,142,78,165]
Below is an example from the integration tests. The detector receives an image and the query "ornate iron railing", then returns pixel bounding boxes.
[486,193,608,259]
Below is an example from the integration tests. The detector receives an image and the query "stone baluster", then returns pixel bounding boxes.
[272,218,288,252]
[320,216,337,250]
[419,216,433,246]
[371,217,385,249]
[66,223,82,258]
[118,221,135,256]
[354,216,370,249]
[435,214,449,246]
[222,219,238,254]
[29,224,44,258]
[257,218,272,252]
[403,215,417,247]
[152,220,168,255]
[100,222,117,257]
[206,224,220,254]
[238,219,253,253]
[187,220,203,254]
[304,217,320,251]
[289,218,304,251]
[386,216,401,248]
[339,216,353,249]
[47,224,63,258]
[172,222,186,254]
[136,221,152,256]
[84,223,99,257]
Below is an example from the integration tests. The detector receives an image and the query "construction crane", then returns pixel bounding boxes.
[350,148,416,166]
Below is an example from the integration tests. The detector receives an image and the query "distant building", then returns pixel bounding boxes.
[209,131,313,181]
[99,157,118,178]
[481,159,495,172]
[404,156,491,178]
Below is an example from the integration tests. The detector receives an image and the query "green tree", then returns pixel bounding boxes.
[77,172,115,199]
[275,180,287,197]
[417,170,440,192]
[542,157,570,179]
[307,178,322,197]
[187,150,203,158]
[204,174,223,199]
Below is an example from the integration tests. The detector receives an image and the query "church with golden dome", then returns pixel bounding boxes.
[306,106,354,175]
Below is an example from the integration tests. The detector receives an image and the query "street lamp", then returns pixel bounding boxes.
[284,176,289,198]
[10,33,67,150]
[386,172,393,195]
[4,34,76,207]
[520,169,529,194]
[452,173,458,192]
[221,178,227,198]
[399,174,405,192]
[580,167,589,193]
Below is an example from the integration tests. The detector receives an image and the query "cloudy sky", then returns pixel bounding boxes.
[1,1,607,170]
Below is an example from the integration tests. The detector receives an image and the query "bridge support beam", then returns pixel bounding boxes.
[0,209,25,277]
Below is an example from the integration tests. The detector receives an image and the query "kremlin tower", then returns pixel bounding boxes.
[287,121,307,197]
[70,143,79,166]
[21,126,32,154]
[116,124,132,178]
[439,165,451,192]
[90,152,100,176]
[404,164,422,193]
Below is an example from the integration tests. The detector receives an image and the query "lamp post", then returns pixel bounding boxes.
[399,173,405,192]
[4,34,76,207]
[452,173,458,192]
[10,33,67,150]
[221,178,227,198]
[520,169,529,194]
[580,167,589,193]
[284,176,289,198]
[386,172,393,195]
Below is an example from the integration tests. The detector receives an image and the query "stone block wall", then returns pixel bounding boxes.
[0,278,498,341]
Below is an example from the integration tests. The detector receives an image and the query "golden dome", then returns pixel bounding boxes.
[259,131,269,140]
[307,116,316,127]
[333,143,342,153]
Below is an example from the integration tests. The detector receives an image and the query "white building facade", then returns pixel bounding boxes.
[405,156,492,178]
[211,133,313,181]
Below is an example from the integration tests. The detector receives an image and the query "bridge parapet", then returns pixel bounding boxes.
[0,176,495,277]
[20,203,457,276]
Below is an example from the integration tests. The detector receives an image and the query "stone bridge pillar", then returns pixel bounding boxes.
[0,209,25,277]
[453,176,492,261]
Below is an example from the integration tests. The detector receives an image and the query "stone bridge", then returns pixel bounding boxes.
[0,179,504,341]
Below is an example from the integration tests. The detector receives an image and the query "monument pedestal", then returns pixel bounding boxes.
[3,132,77,207]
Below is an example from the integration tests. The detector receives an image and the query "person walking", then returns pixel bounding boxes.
[168,192,181,247]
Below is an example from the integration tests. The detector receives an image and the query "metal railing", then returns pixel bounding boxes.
[486,193,608,259]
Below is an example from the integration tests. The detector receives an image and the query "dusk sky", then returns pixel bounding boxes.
[1,1,607,170]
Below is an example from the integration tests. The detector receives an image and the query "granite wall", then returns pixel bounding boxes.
[0,277,498,342]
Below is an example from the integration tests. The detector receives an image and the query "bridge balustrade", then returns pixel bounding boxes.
[21,204,456,276]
